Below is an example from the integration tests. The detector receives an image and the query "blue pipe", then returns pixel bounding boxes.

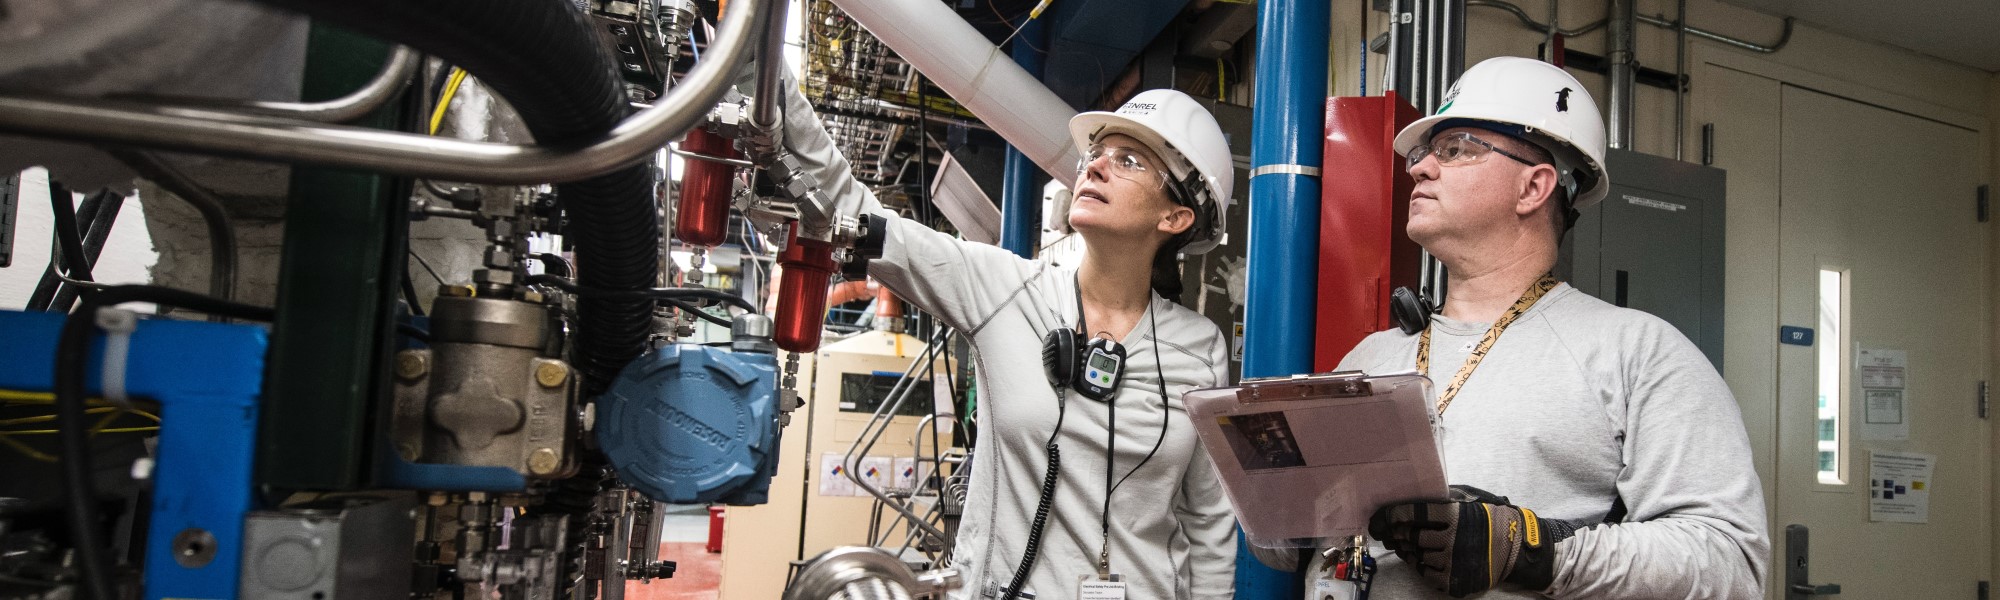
[1238,0,1330,595]
[999,16,1047,258]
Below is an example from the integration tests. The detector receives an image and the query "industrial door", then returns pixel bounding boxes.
[1763,84,1991,597]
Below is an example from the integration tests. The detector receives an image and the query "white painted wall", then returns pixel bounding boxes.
[0,167,157,309]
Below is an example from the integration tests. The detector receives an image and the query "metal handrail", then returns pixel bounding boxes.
[0,0,765,185]
[841,329,952,544]
[118,46,420,123]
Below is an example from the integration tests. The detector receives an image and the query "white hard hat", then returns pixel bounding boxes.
[1068,89,1234,254]
[1393,56,1610,208]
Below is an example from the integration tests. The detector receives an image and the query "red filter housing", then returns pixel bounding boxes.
[774,224,838,353]
[1315,93,1423,371]
[675,128,739,247]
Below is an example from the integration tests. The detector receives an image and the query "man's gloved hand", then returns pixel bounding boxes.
[1367,485,1578,597]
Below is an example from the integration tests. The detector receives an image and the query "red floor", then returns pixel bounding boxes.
[624,542,722,600]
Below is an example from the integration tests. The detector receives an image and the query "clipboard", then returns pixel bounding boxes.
[1185,372,1447,548]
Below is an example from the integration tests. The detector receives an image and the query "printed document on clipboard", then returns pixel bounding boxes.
[1184,372,1446,549]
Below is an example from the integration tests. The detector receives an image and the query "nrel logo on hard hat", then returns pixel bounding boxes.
[1436,83,1462,115]
[1119,102,1159,115]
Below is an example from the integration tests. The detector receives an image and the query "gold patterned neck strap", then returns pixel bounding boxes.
[1416,274,1560,416]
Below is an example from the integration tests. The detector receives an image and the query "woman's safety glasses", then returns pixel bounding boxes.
[1404,130,1541,171]
[1076,143,1168,189]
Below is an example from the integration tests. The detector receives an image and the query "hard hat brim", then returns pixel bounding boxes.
[1067,111,1194,183]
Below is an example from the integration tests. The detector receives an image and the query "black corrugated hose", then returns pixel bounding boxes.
[245,0,662,391]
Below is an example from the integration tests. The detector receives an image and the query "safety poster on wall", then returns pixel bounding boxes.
[1858,347,1909,441]
[1867,449,1933,523]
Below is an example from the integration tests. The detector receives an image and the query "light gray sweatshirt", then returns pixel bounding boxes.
[867,222,1238,599]
[1253,284,1768,599]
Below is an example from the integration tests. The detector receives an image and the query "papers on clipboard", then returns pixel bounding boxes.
[1185,372,1447,548]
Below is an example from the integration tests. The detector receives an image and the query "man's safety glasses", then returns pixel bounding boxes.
[1405,131,1541,171]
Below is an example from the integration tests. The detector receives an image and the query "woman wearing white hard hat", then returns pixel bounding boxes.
[776,85,1239,599]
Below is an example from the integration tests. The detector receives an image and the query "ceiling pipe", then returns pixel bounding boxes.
[1606,0,1635,149]
[1638,13,1793,54]
[1466,0,1793,54]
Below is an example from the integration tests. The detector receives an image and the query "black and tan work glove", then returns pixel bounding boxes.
[1367,484,1580,597]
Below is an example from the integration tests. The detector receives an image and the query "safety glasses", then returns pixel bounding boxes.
[1075,143,1168,189]
[1405,131,1541,171]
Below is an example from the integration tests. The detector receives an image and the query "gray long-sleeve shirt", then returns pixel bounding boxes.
[1254,284,1768,599]
[768,63,1235,597]
[867,221,1238,599]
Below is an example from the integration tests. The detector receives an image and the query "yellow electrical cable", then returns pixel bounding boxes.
[0,435,55,462]
[0,389,62,403]
[1217,58,1227,103]
[0,389,164,462]
[0,406,161,427]
[429,67,470,135]
[4,427,161,436]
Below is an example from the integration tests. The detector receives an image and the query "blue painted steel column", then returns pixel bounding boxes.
[999,16,1048,258]
[1238,0,1330,596]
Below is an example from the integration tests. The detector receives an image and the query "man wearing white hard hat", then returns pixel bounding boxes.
[1256,57,1768,599]
[776,82,1241,598]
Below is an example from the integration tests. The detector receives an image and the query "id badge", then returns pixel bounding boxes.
[1310,577,1361,600]
[1078,574,1126,600]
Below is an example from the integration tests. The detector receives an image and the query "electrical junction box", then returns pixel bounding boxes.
[597,344,782,505]
[1560,148,1727,371]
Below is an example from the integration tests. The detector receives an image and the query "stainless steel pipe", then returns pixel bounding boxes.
[124,46,421,123]
[1465,0,1792,54]
[751,0,792,129]
[1606,0,1635,149]
[0,0,765,185]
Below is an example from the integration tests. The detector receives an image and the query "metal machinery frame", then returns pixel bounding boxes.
[0,0,995,594]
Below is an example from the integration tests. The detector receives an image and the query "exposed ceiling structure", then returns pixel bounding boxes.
[1721,0,2000,71]
[795,0,1229,222]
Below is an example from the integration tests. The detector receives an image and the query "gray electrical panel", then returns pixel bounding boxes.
[1559,149,1727,371]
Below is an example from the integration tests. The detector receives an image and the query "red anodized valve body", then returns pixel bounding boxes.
[774,223,838,353]
[674,128,739,247]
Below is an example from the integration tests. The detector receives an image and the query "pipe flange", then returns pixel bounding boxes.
[782,547,921,600]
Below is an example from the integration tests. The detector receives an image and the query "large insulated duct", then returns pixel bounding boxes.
[828,0,1080,183]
